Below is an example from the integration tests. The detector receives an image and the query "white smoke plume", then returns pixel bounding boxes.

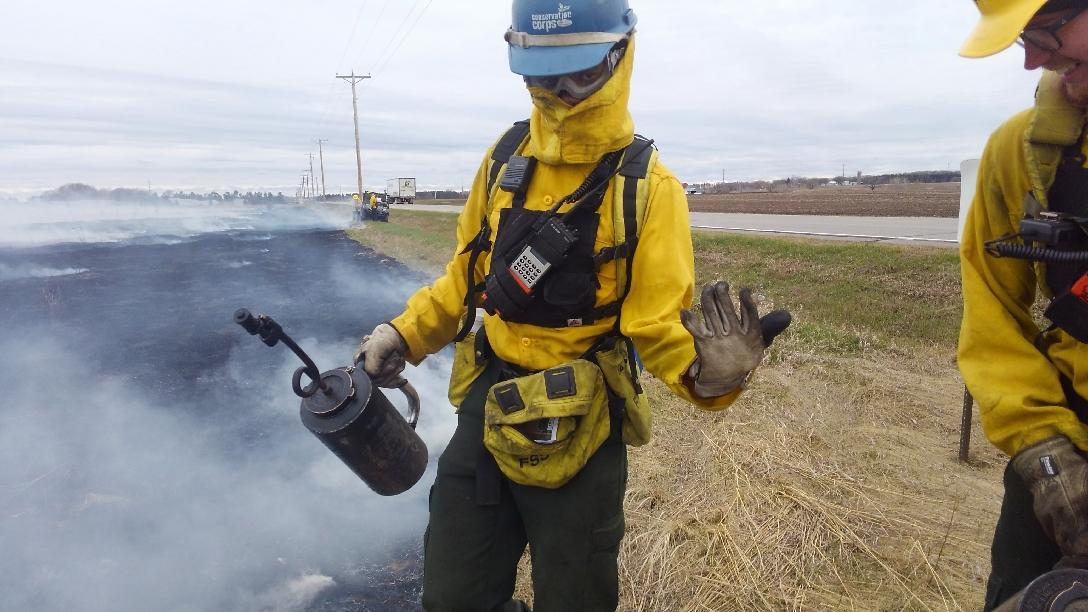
[0,199,458,611]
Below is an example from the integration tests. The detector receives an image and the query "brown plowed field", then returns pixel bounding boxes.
[686,183,960,217]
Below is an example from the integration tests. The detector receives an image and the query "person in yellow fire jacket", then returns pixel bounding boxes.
[354,1,790,610]
[960,1,1088,609]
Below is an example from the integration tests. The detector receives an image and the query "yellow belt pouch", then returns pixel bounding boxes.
[594,340,652,447]
[448,332,487,409]
[483,359,610,489]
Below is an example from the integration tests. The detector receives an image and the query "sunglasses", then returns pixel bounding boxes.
[1020,10,1085,51]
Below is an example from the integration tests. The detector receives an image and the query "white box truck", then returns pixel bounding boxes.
[386,178,417,205]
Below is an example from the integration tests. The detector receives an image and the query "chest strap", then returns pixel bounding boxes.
[455,121,532,343]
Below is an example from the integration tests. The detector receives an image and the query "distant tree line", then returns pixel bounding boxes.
[416,190,471,200]
[688,170,962,194]
[35,183,159,202]
[35,183,288,204]
[166,189,288,204]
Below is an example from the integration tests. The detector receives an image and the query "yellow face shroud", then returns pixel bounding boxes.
[524,37,638,165]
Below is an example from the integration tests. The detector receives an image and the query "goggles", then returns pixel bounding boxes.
[524,43,627,101]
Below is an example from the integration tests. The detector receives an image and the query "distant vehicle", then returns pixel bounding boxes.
[350,193,389,223]
[686,188,702,195]
[363,200,390,222]
[386,178,416,205]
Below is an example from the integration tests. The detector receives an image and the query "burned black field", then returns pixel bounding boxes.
[0,215,451,612]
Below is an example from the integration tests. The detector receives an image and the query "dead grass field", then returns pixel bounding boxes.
[348,209,1003,611]
[687,184,961,218]
[410,183,962,218]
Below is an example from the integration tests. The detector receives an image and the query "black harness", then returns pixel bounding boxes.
[1047,141,1088,420]
[1044,140,1088,296]
[454,121,655,341]
[985,133,1088,342]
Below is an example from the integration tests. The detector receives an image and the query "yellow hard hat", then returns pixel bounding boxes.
[960,0,1049,58]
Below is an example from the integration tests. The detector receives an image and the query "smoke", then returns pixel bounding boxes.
[0,199,353,248]
[0,200,458,611]
[0,263,88,281]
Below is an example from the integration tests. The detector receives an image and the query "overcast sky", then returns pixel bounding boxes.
[0,0,1042,196]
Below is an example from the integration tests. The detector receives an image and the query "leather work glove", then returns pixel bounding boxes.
[681,281,790,399]
[1012,436,1088,569]
[353,323,408,388]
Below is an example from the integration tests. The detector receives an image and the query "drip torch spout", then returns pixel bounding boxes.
[234,308,331,397]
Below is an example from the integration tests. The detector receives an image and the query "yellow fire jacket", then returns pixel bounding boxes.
[959,71,1088,456]
[391,39,737,412]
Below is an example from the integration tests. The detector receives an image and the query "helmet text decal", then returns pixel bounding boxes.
[532,3,573,32]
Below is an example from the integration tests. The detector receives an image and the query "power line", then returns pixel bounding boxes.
[370,0,426,71]
[375,0,435,75]
[312,0,375,150]
[307,152,317,199]
[334,0,371,70]
[335,72,373,198]
[317,139,328,198]
[352,0,393,69]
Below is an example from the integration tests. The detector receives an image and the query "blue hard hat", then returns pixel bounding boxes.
[506,0,638,77]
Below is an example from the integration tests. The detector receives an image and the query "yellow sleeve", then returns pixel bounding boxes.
[391,154,492,364]
[958,113,1088,456]
[620,165,740,411]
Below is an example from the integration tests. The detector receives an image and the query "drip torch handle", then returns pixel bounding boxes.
[390,377,422,429]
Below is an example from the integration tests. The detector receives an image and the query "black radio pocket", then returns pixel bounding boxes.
[1045,272,1088,343]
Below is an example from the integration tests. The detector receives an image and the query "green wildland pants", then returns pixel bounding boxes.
[421,358,628,612]
[983,462,1062,611]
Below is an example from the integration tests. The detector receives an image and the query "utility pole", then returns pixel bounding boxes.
[317,139,328,198]
[307,153,317,200]
[335,72,372,198]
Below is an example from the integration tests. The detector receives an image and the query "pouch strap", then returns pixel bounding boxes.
[475,444,503,506]
[593,239,637,268]
[459,121,532,343]
[487,120,531,195]
[469,354,506,506]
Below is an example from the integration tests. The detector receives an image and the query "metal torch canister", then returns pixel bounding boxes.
[234,308,428,497]
[298,365,428,497]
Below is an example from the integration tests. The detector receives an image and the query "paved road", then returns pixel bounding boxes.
[395,203,961,248]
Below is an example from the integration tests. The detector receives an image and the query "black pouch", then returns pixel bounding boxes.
[486,207,600,326]
[1045,291,1088,343]
[1045,271,1088,343]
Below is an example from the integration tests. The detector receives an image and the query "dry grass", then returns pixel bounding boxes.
[346,211,457,277]
[614,340,1003,611]
[348,209,1007,611]
[687,184,961,218]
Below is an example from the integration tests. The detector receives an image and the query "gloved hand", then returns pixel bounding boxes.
[681,281,767,399]
[1012,436,1088,569]
[353,323,408,388]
